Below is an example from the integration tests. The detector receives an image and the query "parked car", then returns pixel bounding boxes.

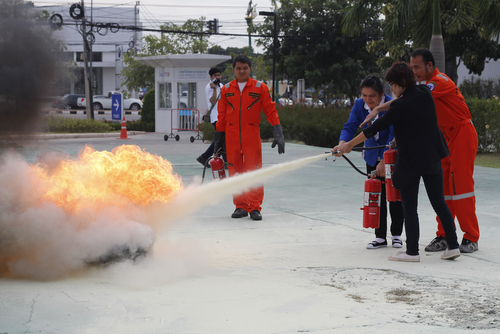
[52,94,86,109]
[77,92,143,111]
[304,97,324,107]
[278,97,293,106]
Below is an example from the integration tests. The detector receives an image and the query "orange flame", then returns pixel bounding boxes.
[32,145,183,212]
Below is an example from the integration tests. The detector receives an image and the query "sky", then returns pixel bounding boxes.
[31,0,276,52]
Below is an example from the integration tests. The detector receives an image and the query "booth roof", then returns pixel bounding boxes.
[134,54,231,69]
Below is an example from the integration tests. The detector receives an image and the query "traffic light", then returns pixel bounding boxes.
[214,18,219,34]
[206,19,219,34]
[206,20,214,34]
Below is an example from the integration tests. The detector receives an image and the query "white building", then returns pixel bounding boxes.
[135,54,231,134]
[39,4,142,97]
[457,59,500,86]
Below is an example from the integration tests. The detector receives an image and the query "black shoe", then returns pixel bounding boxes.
[366,240,387,249]
[425,236,448,252]
[197,155,209,167]
[231,208,248,218]
[459,238,478,253]
[250,210,262,220]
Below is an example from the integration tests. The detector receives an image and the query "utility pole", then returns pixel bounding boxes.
[245,1,257,77]
[134,1,139,49]
[259,8,278,103]
[81,0,93,119]
[88,0,94,119]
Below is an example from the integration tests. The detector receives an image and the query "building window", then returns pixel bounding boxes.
[159,83,172,109]
[76,52,103,62]
[177,82,196,109]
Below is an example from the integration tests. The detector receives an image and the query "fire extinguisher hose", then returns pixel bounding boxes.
[329,145,389,177]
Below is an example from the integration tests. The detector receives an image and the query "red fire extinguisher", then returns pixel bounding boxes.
[210,155,226,180]
[361,171,381,229]
[383,147,401,202]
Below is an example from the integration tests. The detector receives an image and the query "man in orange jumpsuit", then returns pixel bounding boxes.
[214,55,285,220]
[410,48,479,253]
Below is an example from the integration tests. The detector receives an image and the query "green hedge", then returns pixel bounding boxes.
[141,89,155,126]
[44,116,154,133]
[45,116,114,133]
[199,99,500,153]
[200,105,354,148]
[260,105,354,148]
[467,97,500,153]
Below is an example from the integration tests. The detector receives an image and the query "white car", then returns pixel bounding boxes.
[304,97,324,107]
[279,97,293,106]
[77,92,143,111]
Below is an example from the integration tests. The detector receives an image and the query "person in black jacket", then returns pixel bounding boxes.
[333,62,460,262]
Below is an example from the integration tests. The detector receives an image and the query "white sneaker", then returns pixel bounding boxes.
[441,248,460,260]
[388,251,420,262]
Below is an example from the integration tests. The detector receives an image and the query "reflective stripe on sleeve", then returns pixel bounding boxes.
[444,192,475,201]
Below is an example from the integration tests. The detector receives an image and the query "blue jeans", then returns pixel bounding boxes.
[399,161,459,255]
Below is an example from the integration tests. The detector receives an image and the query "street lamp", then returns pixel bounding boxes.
[259,10,277,103]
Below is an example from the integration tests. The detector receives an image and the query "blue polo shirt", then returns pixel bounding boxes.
[339,94,394,167]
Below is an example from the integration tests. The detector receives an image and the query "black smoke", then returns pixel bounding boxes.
[0,0,64,133]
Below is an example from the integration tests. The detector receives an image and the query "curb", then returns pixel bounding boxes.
[0,132,147,141]
[50,110,141,115]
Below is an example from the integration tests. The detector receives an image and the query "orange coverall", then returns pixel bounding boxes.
[216,78,280,212]
[426,68,479,242]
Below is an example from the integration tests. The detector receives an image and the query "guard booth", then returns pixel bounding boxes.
[135,54,231,137]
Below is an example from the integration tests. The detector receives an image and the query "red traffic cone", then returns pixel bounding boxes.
[117,116,130,139]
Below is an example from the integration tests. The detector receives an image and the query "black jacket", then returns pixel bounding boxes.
[363,85,449,189]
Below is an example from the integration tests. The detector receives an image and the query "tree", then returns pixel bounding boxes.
[208,46,272,84]
[343,0,500,82]
[257,0,382,103]
[121,18,211,92]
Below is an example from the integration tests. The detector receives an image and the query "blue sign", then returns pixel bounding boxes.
[112,93,122,120]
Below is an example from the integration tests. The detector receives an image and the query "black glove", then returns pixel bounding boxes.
[213,131,225,155]
[271,124,285,154]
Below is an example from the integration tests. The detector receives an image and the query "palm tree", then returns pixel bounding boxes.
[342,0,500,81]
[429,0,444,72]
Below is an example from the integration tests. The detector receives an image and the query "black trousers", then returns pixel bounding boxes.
[366,162,404,240]
[399,161,459,255]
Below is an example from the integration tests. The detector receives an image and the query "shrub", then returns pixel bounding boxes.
[260,104,354,148]
[199,122,215,141]
[140,89,155,128]
[467,97,500,153]
[44,115,114,133]
[459,76,500,99]
[126,120,155,132]
[201,105,354,148]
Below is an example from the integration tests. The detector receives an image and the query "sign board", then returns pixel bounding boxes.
[112,93,123,120]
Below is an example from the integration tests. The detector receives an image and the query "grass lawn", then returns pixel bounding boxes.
[475,153,500,169]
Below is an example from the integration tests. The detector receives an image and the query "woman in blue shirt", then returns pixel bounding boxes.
[338,75,404,249]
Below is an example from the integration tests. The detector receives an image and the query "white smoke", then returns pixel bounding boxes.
[0,149,328,281]
[0,151,156,280]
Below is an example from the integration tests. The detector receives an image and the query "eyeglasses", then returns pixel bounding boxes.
[388,82,394,88]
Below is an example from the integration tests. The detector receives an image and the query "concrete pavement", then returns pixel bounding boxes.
[1,131,499,333]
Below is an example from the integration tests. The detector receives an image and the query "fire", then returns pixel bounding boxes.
[32,145,183,212]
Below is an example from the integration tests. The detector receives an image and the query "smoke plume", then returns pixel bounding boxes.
[0,145,327,281]
[0,0,64,133]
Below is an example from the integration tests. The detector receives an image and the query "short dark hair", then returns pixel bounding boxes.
[410,48,435,67]
[208,67,222,76]
[385,62,416,90]
[209,67,221,76]
[233,55,252,68]
[359,75,384,95]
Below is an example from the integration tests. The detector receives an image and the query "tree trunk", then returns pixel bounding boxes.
[429,0,445,72]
